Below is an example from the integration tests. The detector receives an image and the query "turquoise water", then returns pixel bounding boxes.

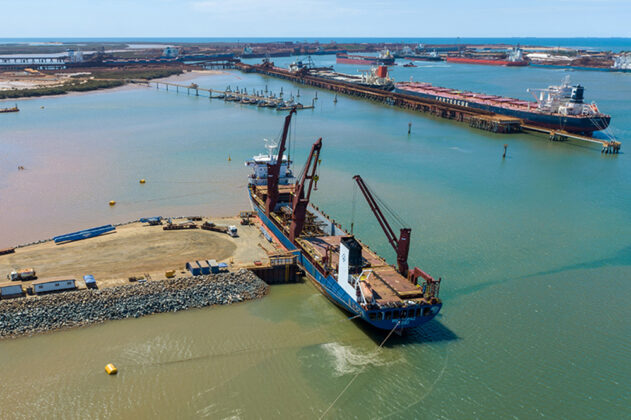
[1,60,630,418]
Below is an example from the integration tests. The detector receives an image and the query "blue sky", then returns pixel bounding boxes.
[1,0,629,38]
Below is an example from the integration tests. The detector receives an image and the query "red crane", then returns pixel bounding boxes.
[289,138,323,243]
[352,175,411,276]
[265,108,297,216]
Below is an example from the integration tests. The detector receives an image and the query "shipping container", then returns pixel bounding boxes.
[83,274,97,289]
[197,260,211,275]
[208,259,219,274]
[186,261,202,276]
[32,278,77,294]
[0,282,24,298]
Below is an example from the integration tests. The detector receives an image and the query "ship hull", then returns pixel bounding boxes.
[394,87,611,134]
[248,189,441,331]
[336,54,395,66]
[403,55,443,62]
[446,57,528,66]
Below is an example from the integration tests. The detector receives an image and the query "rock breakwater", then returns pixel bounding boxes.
[0,270,268,339]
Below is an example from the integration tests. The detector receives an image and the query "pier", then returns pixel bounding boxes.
[521,124,621,153]
[153,81,314,110]
[236,62,621,151]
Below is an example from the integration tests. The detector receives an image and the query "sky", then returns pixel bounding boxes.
[0,0,629,38]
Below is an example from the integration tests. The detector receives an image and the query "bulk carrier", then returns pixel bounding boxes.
[336,49,396,66]
[395,76,610,134]
[246,110,442,332]
[446,48,528,66]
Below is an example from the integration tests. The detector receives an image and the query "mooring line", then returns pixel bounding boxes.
[319,321,401,420]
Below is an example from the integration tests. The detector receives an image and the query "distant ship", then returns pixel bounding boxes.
[308,65,395,91]
[395,76,610,134]
[336,49,396,66]
[247,111,443,332]
[404,51,443,62]
[446,47,528,67]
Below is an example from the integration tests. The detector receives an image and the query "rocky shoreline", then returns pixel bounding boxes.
[0,270,268,340]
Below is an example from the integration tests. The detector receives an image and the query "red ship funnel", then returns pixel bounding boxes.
[376,65,388,78]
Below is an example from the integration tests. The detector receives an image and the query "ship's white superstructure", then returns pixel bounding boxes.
[528,76,601,116]
[612,53,631,70]
[245,139,294,186]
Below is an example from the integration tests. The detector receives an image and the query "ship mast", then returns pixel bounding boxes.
[266,108,297,216]
[289,138,322,243]
[352,175,411,276]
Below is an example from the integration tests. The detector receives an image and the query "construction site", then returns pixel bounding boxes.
[0,214,302,299]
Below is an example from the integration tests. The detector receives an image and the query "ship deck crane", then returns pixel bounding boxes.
[266,108,297,216]
[352,175,411,276]
[289,138,323,243]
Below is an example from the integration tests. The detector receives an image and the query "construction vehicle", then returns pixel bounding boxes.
[240,211,253,225]
[7,268,36,281]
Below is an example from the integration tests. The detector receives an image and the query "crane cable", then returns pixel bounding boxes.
[363,180,408,229]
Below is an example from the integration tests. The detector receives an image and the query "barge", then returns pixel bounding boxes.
[246,110,442,332]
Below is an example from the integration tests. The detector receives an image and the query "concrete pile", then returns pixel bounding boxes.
[0,269,268,339]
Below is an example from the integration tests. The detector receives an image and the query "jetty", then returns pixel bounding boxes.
[152,81,315,110]
[235,62,621,153]
[0,105,19,113]
[521,124,621,154]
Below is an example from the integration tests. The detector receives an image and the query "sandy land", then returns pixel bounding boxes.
[151,69,232,83]
[0,73,63,90]
[0,216,280,289]
[0,69,231,101]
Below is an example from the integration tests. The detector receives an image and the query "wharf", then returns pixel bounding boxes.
[0,216,297,293]
[236,62,621,152]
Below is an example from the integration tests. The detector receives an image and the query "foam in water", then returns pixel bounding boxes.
[321,342,398,377]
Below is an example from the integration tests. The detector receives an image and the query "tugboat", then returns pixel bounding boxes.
[246,110,443,332]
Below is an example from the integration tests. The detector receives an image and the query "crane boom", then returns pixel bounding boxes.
[289,138,322,243]
[352,175,410,276]
[265,108,297,216]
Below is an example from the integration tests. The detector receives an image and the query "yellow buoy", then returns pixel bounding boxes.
[105,363,118,375]
[109,201,116,206]
[139,179,146,184]
[228,155,232,162]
